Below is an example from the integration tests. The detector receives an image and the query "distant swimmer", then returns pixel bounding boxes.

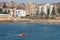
[19,33,25,37]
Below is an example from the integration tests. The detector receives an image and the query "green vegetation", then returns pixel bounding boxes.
[45,6,50,19]
[40,6,44,16]
[2,10,8,14]
[51,7,56,15]
[3,3,6,8]
[0,8,2,13]
[57,8,60,15]
[47,8,50,15]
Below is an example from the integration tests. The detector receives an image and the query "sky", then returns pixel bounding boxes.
[0,0,60,4]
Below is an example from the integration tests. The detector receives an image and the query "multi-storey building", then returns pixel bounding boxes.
[38,4,57,17]
[25,2,38,16]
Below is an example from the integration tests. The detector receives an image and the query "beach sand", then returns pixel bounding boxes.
[0,17,60,23]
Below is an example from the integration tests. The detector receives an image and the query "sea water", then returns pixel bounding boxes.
[0,22,60,40]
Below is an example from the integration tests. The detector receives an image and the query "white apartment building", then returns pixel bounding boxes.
[49,5,54,15]
[43,5,47,15]
[38,6,42,15]
[38,4,57,16]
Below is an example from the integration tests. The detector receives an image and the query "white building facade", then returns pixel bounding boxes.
[10,8,26,17]
[14,10,26,17]
[38,4,57,16]
[38,6,42,15]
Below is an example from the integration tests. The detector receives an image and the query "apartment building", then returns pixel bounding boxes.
[25,2,38,16]
[38,4,57,17]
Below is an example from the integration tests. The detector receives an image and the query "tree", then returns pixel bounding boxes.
[8,10,10,14]
[45,6,50,19]
[36,8,39,15]
[44,8,49,19]
[57,8,60,15]
[47,7,50,15]
[0,8,2,13]
[41,6,44,16]
[3,3,6,8]
[51,7,56,15]
[3,10,8,14]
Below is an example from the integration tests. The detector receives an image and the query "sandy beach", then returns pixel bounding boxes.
[0,17,60,23]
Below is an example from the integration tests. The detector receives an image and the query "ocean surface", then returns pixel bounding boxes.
[0,22,60,40]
